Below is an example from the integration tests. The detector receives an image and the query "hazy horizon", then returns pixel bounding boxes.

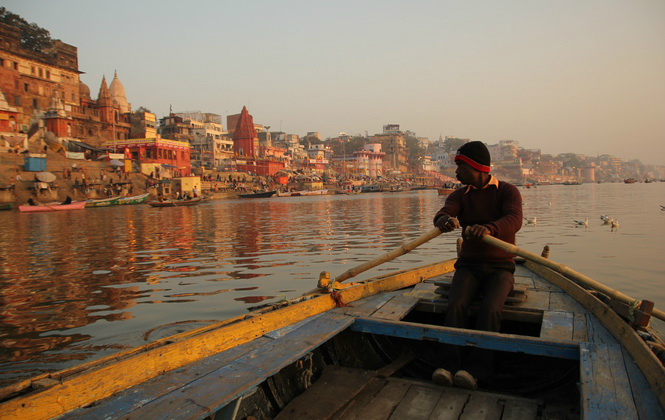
[4,1,664,165]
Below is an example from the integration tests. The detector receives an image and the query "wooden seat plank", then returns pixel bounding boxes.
[579,342,639,420]
[119,312,354,420]
[513,290,550,311]
[541,311,574,341]
[388,385,442,419]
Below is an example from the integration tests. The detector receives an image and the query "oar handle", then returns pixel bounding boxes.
[335,227,444,283]
[474,229,665,323]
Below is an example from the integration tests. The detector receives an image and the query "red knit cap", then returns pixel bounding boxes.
[454,141,491,172]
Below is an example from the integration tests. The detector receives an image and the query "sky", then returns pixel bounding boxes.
[5,0,665,165]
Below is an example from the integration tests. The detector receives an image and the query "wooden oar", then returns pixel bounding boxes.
[304,227,446,295]
[477,230,665,323]
[335,227,444,283]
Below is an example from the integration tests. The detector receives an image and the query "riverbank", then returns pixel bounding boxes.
[0,149,275,205]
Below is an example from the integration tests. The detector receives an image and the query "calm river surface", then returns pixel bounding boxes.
[1,182,664,386]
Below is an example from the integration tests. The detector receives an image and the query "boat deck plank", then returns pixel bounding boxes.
[274,366,376,420]
[388,384,442,419]
[74,311,353,420]
[540,311,574,341]
[68,336,273,420]
[282,366,540,420]
[620,346,665,420]
[340,290,401,318]
[371,293,420,320]
[579,342,639,420]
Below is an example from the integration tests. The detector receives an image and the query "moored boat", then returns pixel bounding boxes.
[238,190,277,198]
[1,231,663,419]
[148,197,202,207]
[0,202,14,211]
[278,189,329,197]
[625,178,637,184]
[85,196,120,208]
[117,193,150,205]
[18,201,87,212]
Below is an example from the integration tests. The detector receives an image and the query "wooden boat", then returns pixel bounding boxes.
[17,201,87,212]
[625,178,637,184]
[278,189,329,197]
[85,196,120,208]
[1,233,663,419]
[238,190,277,198]
[148,197,202,207]
[437,187,457,196]
[0,202,14,211]
[117,193,150,205]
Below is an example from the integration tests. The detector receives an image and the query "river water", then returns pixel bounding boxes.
[0,182,663,386]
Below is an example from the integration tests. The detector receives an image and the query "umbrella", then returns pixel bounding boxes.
[36,172,56,182]
[110,159,124,167]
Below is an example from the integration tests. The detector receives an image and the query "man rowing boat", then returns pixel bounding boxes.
[432,141,523,389]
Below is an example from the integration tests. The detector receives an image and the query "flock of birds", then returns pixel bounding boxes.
[521,204,664,232]
[522,215,620,231]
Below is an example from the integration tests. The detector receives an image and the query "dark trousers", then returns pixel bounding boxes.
[441,260,515,380]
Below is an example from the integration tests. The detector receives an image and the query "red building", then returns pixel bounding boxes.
[102,136,191,177]
[233,106,284,176]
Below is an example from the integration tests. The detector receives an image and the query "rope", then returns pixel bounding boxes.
[628,300,641,323]
[330,290,349,307]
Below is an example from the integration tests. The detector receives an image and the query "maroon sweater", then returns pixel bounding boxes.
[434,180,522,262]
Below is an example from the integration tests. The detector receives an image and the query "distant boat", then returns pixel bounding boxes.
[361,184,383,193]
[18,201,87,212]
[278,189,328,197]
[0,202,14,211]
[148,197,203,207]
[624,178,637,184]
[238,190,277,199]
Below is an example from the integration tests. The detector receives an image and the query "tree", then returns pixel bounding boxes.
[404,132,425,164]
[135,106,152,114]
[0,8,53,53]
[443,137,467,153]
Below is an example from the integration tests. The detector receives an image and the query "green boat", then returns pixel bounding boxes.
[117,193,150,205]
[0,202,14,211]
[85,197,120,208]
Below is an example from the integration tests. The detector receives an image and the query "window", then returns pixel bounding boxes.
[33,98,38,108]
[46,70,50,79]
[38,68,43,77]
[23,83,28,92]
[14,96,20,106]
[13,62,17,70]
[31,66,35,74]
[0,58,3,66]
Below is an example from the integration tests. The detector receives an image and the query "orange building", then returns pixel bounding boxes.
[102,136,191,177]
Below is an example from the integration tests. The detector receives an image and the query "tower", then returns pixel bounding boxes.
[232,106,258,158]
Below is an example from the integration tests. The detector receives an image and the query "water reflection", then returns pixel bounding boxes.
[0,184,663,386]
